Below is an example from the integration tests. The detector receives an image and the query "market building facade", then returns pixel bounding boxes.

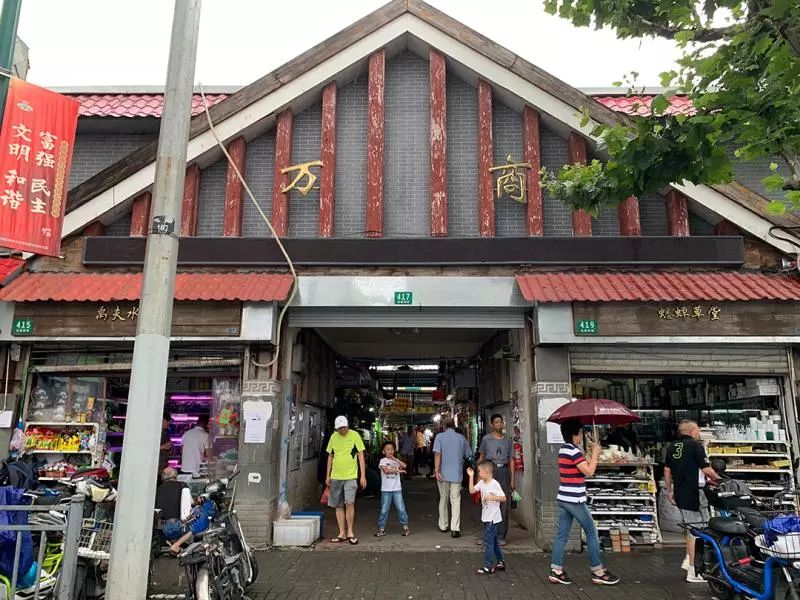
[1,0,800,550]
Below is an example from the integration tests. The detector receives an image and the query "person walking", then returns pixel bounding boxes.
[478,413,515,546]
[467,461,506,574]
[664,419,720,583]
[399,426,415,481]
[325,416,367,545]
[433,417,472,538]
[549,418,620,586]
[375,440,410,537]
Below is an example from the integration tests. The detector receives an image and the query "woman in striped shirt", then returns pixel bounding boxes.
[549,418,620,586]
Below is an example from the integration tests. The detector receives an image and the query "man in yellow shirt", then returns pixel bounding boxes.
[325,416,367,544]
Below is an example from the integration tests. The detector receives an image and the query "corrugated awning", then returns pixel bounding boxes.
[0,272,293,302]
[516,272,800,302]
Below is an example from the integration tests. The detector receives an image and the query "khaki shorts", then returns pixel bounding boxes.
[679,490,710,527]
[329,479,357,508]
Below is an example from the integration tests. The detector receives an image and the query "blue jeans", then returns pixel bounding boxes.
[483,522,504,568]
[377,491,408,529]
[550,500,603,572]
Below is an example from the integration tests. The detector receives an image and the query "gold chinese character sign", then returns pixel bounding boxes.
[280,160,323,196]
[657,305,722,321]
[488,155,532,204]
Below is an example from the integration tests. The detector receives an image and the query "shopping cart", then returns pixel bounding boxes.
[77,519,113,561]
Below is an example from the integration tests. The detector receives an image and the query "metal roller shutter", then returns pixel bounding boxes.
[569,345,789,375]
[288,307,526,329]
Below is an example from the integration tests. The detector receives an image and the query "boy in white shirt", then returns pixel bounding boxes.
[375,441,410,537]
[467,460,506,574]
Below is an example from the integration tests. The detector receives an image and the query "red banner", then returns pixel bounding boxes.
[0,78,79,256]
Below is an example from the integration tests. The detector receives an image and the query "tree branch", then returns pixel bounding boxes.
[637,18,737,41]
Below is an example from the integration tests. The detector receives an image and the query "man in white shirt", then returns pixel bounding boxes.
[181,415,210,476]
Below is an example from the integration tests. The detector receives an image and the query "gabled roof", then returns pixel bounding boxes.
[61,0,800,254]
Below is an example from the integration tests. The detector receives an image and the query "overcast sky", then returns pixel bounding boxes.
[17,0,680,89]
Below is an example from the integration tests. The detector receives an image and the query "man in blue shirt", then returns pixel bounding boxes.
[433,418,472,537]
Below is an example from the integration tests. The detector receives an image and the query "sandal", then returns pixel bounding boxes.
[496,561,506,571]
[374,529,386,537]
[477,567,495,575]
[330,536,345,543]
[348,536,359,545]
[402,527,410,536]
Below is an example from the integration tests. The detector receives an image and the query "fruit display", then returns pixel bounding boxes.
[25,427,94,452]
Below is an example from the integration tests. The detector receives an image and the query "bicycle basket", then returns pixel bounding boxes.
[77,519,113,560]
[755,514,800,559]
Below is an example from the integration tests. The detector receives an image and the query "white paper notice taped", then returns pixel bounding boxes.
[243,399,272,444]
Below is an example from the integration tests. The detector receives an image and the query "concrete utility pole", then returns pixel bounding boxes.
[106,2,201,598]
[0,0,22,123]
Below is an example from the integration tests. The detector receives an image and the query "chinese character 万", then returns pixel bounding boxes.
[111,306,126,321]
[280,160,324,196]
[30,179,51,197]
[96,306,108,321]
[658,307,674,320]
[488,155,533,203]
[11,123,32,143]
[9,143,30,162]
[709,306,721,321]
[674,306,690,319]
[4,169,24,187]
[39,131,57,151]
[1,189,24,209]
[127,306,139,321]
[35,151,54,169]
[692,306,705,320]
[30,198,47,214]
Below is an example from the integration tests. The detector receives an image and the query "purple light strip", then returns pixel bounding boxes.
[170,394,213,401]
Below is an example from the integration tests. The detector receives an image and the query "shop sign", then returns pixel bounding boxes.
[280,160,323,196]
[394,291,413,305]
[575,319,598,335]
[12,317,34,336]
[489,154,532,203]
[573,301,800,336]
[0,78,79,257]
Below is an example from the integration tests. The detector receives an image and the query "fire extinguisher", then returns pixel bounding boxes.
[512,441,524,472]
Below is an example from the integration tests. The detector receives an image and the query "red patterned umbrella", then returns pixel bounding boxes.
[547,398,639,426]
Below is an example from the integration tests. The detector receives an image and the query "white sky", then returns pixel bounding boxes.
[17,0,681,89]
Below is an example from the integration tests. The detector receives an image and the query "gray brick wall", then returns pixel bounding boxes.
[197,158,227,236]
[732,154,791,204]
[541,128,573,236]
[289,102,322,238]
[335,76,368,238]
[242,132,276,237]
[385,51,430,238]
[493,102,526,237]
[690,211,715,235]
[69,133,156,189]
[639,194,668,236]
[446,75,478,238]
[105,213,131,236]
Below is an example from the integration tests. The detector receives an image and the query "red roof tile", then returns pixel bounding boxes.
[515,272,800,302]
[71,93,229,118]
[0,272,293,302]
[593,95,694,116]
[0,258,24,282]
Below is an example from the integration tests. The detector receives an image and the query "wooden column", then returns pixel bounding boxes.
[429,49,447,237]
[715,219,739,236]
[666,189,690,236]
[366,51,385,238]
[522,106,543,236]
[129,192,151,237]
[223,137,246,237]
[272,110,293,237]
[180,164,200,237]
[568,132,592,236]
[618,196,641,236]
[319,83,337,238]
[478,79,494,237]
[83,221,105,236]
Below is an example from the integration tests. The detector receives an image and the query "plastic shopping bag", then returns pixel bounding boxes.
[320,486,330,505]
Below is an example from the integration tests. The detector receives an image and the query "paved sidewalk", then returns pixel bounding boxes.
[150,547,713,599]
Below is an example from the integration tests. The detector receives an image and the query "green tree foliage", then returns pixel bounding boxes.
[540,0,800,215]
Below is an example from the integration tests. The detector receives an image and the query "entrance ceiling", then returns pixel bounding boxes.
[316,327,496,360]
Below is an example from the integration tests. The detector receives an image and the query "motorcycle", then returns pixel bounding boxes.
[178,473,258,600]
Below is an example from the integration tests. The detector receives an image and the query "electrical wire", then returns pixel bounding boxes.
[198,86,297,381]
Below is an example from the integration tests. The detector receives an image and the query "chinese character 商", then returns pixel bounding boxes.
[35,151,54,169]
[709,306,721,321]
[11,123,31,142]
[96,306,108,321]
[280,160,324,196]
[127,306,139,321]
[111,306,126,321]
[658,307,674,320]
[674,306,690,319]
[692,306,705,320]
[488,155,533,203]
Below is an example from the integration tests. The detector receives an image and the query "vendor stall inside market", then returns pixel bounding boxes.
[571,374,797,548]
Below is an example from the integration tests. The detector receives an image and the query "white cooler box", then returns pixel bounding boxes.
[273,517,316,547]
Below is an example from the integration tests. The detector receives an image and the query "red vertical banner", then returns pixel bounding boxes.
[0,78,79,256]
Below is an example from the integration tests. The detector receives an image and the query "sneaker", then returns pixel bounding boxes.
[495,561,506,571]
[592,570,621,585]
[401,527,410,536]
[686,567,705,583]
[451,531,461,538]
[477,567,495,575]
[681,555,690,571]
[374,529,386,537]
[549,570,572,585]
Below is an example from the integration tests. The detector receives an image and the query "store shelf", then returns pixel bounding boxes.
[708,453,787,458]
[595,526,655,532]
[726,468,791,473]
[749,486,787,491]
[590,510,656,515]
[26,422,99,427]
[596,462,654,467]
[587,478,650,484]
[709,440,789,445]
[29,450,91,454]
[588,495,655,501]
